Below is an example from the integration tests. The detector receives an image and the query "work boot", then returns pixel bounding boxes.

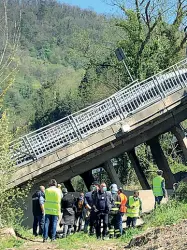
[102,236,109,240]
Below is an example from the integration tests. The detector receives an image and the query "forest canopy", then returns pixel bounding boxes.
[0,0,186,134]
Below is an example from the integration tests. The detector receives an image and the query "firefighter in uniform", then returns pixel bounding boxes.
[126,191,142,228]
[108,184,121,238]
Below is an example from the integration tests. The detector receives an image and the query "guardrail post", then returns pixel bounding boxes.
[111,96,127,120]
[153,76,165,99]
[68,115,82,139]
[174,65,186,87]
[23,136,37,160]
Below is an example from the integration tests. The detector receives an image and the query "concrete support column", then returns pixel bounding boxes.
[64,180,75,192]
[103,160,122,188]
[128,149,150,190]
[80,170,95,190]
[147,136,175,188]
[171,125,187,164]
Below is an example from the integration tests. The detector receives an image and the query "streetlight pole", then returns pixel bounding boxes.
[115,47,134,82]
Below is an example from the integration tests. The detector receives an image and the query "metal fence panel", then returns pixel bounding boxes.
[11,59,187,166]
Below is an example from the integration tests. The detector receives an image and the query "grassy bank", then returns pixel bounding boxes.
[0,237,24,250]
[119,200,187,244]
[1,200,187,250]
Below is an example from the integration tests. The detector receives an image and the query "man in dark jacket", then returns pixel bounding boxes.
[60,188,75,238]
[32,186,45,236]
[84,181,100,235]
[93,182,110,240]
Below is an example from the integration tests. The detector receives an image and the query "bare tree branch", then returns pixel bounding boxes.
[0,0,8,68]
[145,0,151,29]
[174,32,187,55]
[137,13,161,62]
[173,0,187,27]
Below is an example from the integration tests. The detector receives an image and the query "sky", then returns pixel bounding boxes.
[60,0,118,14]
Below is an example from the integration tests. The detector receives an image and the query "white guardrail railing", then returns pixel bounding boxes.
[10,59,187,166]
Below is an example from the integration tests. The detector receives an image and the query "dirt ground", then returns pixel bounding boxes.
[129,220,187,250]
[7,220,187,250]
[17,238,123,250]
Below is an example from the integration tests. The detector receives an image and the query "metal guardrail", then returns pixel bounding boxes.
[10,59,187,166]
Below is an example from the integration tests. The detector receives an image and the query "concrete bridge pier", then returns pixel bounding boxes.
[171,125,187,164]
[147,136,175,188]
[128,149,150,190]
[103,160,122,188]
[80,170,95,190]
[64,179,75,192]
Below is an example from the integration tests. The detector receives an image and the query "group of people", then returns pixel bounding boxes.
[32,170,166,242]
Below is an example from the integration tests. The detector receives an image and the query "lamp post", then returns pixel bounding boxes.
[115,47,134,82]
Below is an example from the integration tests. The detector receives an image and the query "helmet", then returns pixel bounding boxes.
[62,188,68,194]
[110,184,118,193]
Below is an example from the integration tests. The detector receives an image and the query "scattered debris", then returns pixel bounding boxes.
[127,220,187,250]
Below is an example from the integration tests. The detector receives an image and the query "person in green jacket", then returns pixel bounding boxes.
[152,170,167,209]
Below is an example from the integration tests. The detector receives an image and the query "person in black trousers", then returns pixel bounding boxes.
[93,183,110,240]
[32,186,45,236]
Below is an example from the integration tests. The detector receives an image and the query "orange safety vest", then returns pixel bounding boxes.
[119,193,127,213]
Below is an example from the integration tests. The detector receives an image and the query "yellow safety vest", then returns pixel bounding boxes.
[153,176,164,197]
[127,196,140,218]
[44,187,61,216]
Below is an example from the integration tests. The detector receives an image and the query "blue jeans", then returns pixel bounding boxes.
[116,212,124,235]
[154,196,163,209]
[84,217,89,233]
[43,214,58,240]
[126,217,137,228]
[33,215,44,236]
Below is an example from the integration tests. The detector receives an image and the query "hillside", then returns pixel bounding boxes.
[1,0,186,135]
[2,0,120,133]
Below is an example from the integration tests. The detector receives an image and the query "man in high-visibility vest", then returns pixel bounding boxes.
[43,179,62,242]
[152,170,167,209]
[126,191,142,228]
[117,187,127,235]
[108,184,121,238]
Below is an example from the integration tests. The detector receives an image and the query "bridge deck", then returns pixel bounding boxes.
[11,59,187,167]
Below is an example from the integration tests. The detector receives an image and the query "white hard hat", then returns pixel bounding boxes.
[110,183,118,192]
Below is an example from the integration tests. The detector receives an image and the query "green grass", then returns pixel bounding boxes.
[143,200,187,228]
[119,200,187,245]
[2,200,187,250]
[14,224,36,240]
[0,237,24,250]
[120,227,143,243]
[56,233,101,250]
